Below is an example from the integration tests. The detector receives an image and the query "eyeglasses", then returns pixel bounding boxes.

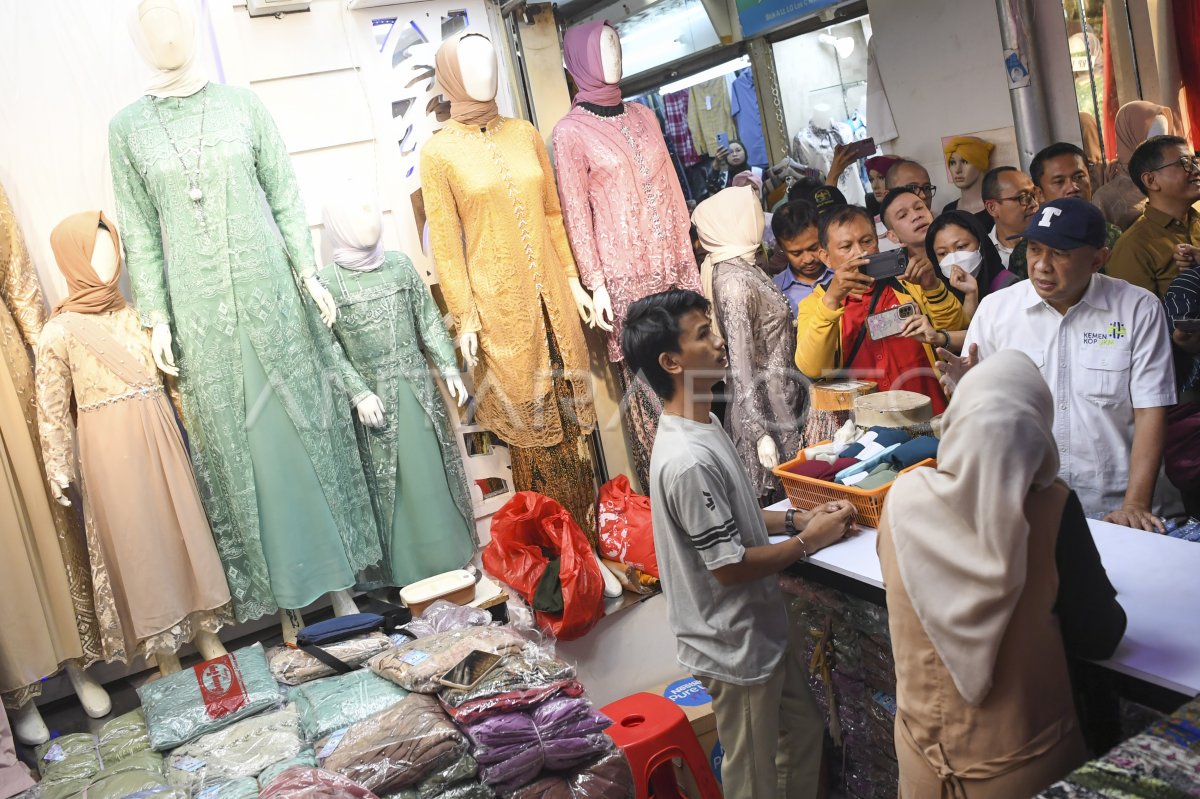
[996,191,1038,208]
[1148,156,1200,175]
[901,183,937,199]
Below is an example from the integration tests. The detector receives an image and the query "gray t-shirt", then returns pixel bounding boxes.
[649,412,788,685]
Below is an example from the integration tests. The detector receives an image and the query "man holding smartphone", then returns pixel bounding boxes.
[794,205,967,414]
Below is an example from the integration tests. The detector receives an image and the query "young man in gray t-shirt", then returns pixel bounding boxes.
[621,289,855,799]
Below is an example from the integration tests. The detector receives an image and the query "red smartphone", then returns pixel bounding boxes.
[844,137,876,161]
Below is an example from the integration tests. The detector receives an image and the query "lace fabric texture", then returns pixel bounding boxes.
[109,83,379,621]
[711,256,806,497]
[420,117,595,448]
[0,183,102,708]
[165,706,304,793]
[552,103,701,362]
[290,670,409,742]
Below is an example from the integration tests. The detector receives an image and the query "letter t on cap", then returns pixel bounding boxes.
[1038,207,1063,228]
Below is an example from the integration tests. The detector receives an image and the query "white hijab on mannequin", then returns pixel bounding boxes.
[129,0,209,98]
[322,194,387,272]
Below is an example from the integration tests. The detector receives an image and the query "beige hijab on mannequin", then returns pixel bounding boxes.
[434,33,499,127]
[691,185,764,341]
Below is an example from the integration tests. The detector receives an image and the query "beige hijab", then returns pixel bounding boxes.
[691,186,763,340]
[128,1,209,98]
[435,33,499,127]
[50,212,127,317]
[883,349,1060,706]
[1109,100,1176,177]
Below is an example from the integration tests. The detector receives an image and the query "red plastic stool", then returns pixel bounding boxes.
[602,692,724,799]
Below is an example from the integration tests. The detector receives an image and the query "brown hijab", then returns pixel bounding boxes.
[1109,100,1176,177]
[50,211,126,317]
[434,33,499,127]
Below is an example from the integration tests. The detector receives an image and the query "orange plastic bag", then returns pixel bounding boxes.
[482,492,604,640]
[596,476,659,579]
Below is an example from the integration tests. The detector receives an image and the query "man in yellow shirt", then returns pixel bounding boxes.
[794,205,967,414]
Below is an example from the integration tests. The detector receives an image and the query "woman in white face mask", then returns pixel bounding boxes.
[926,209,1020,309]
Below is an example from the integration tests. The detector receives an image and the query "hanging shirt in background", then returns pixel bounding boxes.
[662,90,701,167]
[792,123,867,206]
[686,77,736,157]
[730,69,769,168]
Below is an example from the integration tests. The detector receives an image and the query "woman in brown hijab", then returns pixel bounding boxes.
[877,350,1127,798]
[35,211,232,672]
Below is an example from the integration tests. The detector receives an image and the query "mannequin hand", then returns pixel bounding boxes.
[304,276,337,327]
[444,372,469,408]
[757,436,779,470]
[355,393,386,428]
[48,473,72,507]
[567,276,595,327]
[150,323,179,377]
[591,284,615,332]
[459,332,480,369]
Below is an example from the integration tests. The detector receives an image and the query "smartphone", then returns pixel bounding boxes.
[716,132,730,151]
[1175,319,1200,334]
[860,249,909,280]
[844,137,876,161]
[436,649,503,690]
[867,302,919,340]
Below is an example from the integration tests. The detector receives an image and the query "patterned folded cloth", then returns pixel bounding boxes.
[97,708,152,765]
[291,669,409,742]
[165,706,304,792]
[259,765,382,798]
[506,750,634,799]
[257,750,319,788]
[466,697,614,793]
[317,693,468,794]
[368,626,525,693]
[439,648,576,713]
[268,632,394,685]
[402,600,493,639]
[139,643,282,750]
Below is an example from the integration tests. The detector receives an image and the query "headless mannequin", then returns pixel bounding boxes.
[452,36,596,368]
[810,103,834,130]
[46,226,228,676]
[131,0,361,640]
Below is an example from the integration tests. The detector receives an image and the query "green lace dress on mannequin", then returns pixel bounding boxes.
[108,83,379,620]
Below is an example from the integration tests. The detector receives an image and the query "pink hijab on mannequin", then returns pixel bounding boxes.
[562,21,623,107]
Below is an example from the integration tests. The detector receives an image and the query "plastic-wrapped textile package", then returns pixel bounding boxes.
[367,626,525,693]
[97,708,152,765]
[467,696,615,793]
[402,600,493,639]
[165,706,303,792]
[387,782,495,799]
[257,750,319,788]
[83,762,183,799]
[438,647,578,718]
[316,693,469,794]
[381,750,479,799]
[291,669,409,742]
[259,765,383,798]
[34,733,102,795]
[191,776,260,798]
[139,643,282,750]
[267,632,393,685]
[506,749,634,799]
[443,678,585,726]
[92,749,165,780]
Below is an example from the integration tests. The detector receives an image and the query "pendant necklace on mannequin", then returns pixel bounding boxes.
[153,88,209,229]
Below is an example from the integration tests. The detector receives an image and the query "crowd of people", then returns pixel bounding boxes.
[620,119,1200,799]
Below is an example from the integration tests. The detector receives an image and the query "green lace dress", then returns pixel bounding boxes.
[108,83,380,619]
[318,252,476,586]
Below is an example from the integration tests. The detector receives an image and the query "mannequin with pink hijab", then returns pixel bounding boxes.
[1093,101,1178,230]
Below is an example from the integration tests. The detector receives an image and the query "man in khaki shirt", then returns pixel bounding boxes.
[1106,135,1200,299]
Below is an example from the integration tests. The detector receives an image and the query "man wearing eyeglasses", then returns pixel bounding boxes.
[884,159,938,210]
[983,166,1040,278]
[1030,142,1122,252]
[1105,135,1200,299]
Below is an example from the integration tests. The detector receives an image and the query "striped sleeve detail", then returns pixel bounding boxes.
[691,517,737,551]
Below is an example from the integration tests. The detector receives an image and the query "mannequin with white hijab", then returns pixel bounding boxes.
[125,0,366,639]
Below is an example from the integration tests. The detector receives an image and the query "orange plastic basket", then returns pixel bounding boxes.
[772,440,935,528]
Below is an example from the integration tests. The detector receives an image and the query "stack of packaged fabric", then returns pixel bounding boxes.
[20,601,632,799]
[784,426,938,489]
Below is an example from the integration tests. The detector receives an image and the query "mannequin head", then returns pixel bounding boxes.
[49,212,126,316]
[92,222,119,283]
[132,0,196,71]
[323,193,386,271]
[942,136,993,192]
[599,25,622,84]
[457,34,498,103]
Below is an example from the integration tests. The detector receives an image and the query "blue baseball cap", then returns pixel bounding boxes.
[1016,197,1107,250]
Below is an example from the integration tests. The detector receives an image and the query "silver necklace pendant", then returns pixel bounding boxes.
[189,185,203,203]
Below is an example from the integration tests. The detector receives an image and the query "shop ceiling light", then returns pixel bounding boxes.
[246,0,311,16]
[819,33,855,59]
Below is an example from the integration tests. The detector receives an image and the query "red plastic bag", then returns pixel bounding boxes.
[482,492,604,640]
[596,476,659,579]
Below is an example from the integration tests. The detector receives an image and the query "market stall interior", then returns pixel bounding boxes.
[3,0,1200,796]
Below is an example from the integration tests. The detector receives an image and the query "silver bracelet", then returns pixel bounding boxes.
[796,535,809,561]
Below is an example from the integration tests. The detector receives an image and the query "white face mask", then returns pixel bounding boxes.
[938,249,983,278]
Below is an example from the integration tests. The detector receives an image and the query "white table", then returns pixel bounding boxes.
[767,499,1200,699]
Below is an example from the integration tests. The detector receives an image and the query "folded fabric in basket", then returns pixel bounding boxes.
[165,706,304,792]
[292,670,409,741]
[835,444,901,484]
[864,426,912,447]
[368,626,526,693]
[854,463,900,490]
[782,457,858,481]
[268,632,394,685]
[139,643,281,750]
[259,765,383,798]
[317,693,468,794]
[466,696,614,793]
[883,435,938,470]
[97,708,152,765]
[505,749,634,799]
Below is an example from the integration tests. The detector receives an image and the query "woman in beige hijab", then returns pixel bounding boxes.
[1093,101,1177,230]
[877,349,1126,798]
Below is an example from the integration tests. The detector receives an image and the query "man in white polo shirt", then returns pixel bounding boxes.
[940,197,1180,531]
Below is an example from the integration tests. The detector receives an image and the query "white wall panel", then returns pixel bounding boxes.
[253,69,376,153]
[233,0,358,82]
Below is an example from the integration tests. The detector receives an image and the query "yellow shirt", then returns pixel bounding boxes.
[1106,205,1200,299]
[420,117,595,448]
